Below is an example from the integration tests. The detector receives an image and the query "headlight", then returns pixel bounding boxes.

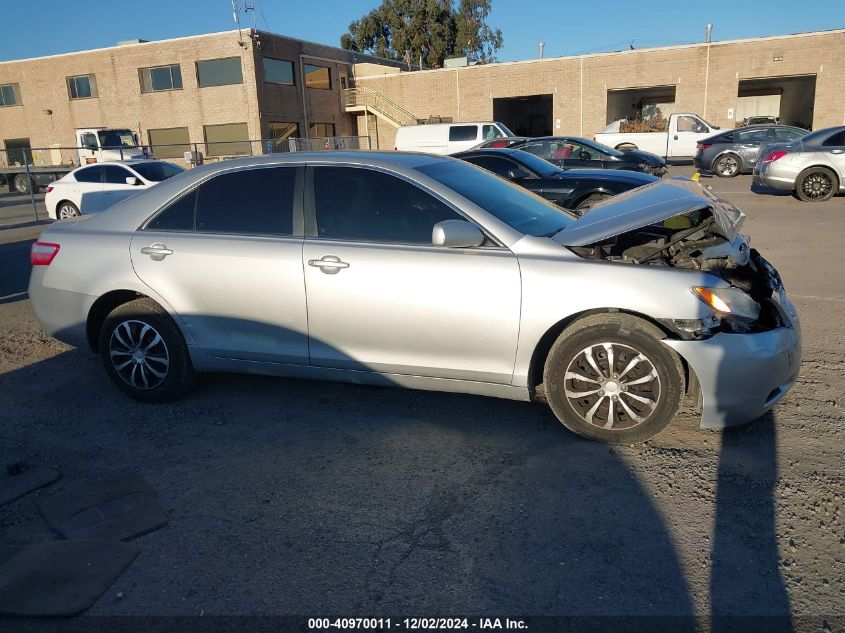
[692,287,760,322]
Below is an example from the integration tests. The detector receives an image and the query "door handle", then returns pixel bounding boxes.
[831,149,844,154]
[140,243,173,261]
[308,255,349,274]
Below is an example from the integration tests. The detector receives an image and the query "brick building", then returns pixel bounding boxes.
[0,29,401,161]
[352,28,845,150]
[0,27,842,158]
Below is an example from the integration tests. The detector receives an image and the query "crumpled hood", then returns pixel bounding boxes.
[624,149,667,166]
[553,177,744,246]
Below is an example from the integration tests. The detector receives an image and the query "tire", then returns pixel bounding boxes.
[574,193,610,214]
[99,298,196,402]
[616,144,638,152]
[13,173,32,194]
[543,313,684,443]
[57,201,80,219]
[712,153,741,178]
[795,167,838,202]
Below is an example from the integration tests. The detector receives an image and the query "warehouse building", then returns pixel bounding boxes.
[351,27,845,150]
[0,27,843,160]
[0,29,401,163]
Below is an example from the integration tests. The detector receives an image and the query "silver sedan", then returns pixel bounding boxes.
[755,125,845,201]
[29,152,801,443]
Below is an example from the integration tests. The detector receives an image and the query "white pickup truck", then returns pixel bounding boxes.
[594,113,719,160]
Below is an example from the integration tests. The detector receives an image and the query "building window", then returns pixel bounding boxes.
[196,57,243,87]
[0,83,21,107]
[309,123,335,137]
[67,74,98,99]
[204,122,250,156]
[140,64,183,92]
[304,64,331,90]
[268,122,300,151]
[263,58,294,85]
[148,127,191,159]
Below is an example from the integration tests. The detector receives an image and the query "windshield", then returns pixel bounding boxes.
[418,160,575,237]
[130,162,184,182]
[98,130,137,148]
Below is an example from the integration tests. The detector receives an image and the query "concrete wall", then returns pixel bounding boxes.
[354,30,845,148]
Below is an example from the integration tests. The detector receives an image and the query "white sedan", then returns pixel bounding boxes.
[45,160,184,220]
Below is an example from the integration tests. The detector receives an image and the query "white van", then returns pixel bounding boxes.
[394,122,514,155]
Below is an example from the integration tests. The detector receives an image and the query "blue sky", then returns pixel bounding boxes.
[1,0,843,62]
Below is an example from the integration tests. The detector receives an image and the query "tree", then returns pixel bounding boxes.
[340,0,503,69]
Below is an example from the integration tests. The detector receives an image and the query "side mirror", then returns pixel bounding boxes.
[507,167,531,180]
[125,176,141,186]
[432,219,485,248]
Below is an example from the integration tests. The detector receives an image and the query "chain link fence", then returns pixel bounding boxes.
[0,136,371,227]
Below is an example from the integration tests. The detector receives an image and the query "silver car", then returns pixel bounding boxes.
[755,125,845,201]
[29,152,801,443]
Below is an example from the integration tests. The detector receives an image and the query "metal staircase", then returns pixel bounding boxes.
[343,87,424,127]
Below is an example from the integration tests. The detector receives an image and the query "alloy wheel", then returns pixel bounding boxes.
[716,155,738,176]
[58,204,78,219]
[563,342,661,431]
[108,320,170,390]
[801,172,833,200]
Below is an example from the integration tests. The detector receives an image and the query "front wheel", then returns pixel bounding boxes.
[543,314,684,443]
[99,298,196,402]
[795,167,837,202]
[712,153,741,177]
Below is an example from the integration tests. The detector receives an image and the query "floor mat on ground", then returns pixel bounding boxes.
[0,540,139,617]
[41,473,167,541]
[0,464,61,507]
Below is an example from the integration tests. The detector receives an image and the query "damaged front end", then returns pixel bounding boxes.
[555,178,797,339]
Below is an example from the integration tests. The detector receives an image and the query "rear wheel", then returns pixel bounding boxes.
[13,173,33,194]
[99,298,196,402]
[712,153,741,177]
[795,167,837,202]
[543,314,684,443]
[57,201,80,219]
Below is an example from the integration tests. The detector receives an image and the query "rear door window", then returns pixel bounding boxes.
[195,167,295,235]
[146,190,196,231]
[449,125,479,142]
[74,166,103,183]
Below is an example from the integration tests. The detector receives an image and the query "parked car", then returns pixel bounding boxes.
[738,116,778,127]
[694,125,807,177]
[754,125,845,201]
[508,136,667,176]
[452,148,658,213]
[472,136,529,149]
[394,121,514,155]
[45,160,185,219]
[594,113,720,160]
[29,152,800,443]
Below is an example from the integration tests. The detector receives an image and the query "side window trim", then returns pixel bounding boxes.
[140,164,304,236]
[302,164,504,248]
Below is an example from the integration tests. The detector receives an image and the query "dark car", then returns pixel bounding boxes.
[694,124,807,177]
[452,148,658,214]
[472,136,530,149]
[505,136,667,176]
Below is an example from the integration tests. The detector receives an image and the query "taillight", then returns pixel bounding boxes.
[31,241,60,266]
[46,186,54,193]
[763,150,787,163]
[698,143,711,151]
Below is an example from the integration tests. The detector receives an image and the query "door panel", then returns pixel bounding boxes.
[303,240,521,382]
[131,232,308,363]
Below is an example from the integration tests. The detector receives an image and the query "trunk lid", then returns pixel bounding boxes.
[552,177,744,246]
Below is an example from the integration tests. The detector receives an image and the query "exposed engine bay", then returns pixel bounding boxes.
[568,207,787,336]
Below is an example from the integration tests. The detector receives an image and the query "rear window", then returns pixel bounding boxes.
[74,166,102,183]
[449,125,478,142]
[418,160,574,237]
